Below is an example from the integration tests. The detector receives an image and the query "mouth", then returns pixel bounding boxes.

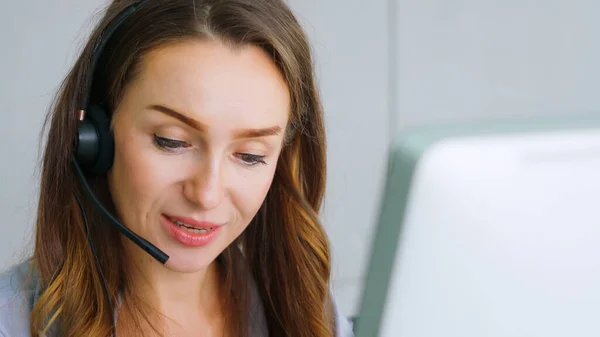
[161,214,223,247]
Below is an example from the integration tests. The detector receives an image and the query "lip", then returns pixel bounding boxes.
[164,214,222,229]
[161,214,223,247]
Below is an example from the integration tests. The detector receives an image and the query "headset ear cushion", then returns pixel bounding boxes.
[83,104,115,175]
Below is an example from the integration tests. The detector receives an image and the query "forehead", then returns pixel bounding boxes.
[126,39,290,130]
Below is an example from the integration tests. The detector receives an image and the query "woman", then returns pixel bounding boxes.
[0,0,354,336]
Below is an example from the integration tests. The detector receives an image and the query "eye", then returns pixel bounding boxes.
[236,153,267,166]
[153,134,190,152]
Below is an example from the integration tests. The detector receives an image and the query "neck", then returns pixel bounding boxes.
[122,243,223,329]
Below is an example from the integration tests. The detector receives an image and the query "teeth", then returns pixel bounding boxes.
[169,217,212,233]
[181,226,210,233]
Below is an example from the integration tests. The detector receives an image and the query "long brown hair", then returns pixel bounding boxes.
[31,0,333,336]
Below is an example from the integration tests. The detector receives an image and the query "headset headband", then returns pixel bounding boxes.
[78,0,149,118]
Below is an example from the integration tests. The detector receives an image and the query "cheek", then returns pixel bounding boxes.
[232,165,278,226]
[108,131,177,220]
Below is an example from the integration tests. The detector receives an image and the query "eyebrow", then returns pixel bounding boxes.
[233,125,282,138]
[148,104,282,139]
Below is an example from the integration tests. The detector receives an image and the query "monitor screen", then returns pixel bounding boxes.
[355,115,600,337]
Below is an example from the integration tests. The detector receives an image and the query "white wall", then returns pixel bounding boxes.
[0,0,106,266]
[395,0,600,127]
[3,0,600,320]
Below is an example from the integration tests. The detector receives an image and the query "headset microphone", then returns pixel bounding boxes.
[68,2,164,336]
[72,0,169,265]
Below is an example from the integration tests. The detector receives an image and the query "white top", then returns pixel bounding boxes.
[0,261,354,336]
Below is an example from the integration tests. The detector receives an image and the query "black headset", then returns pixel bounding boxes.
[68,1,170,335]
[70,0,169,265]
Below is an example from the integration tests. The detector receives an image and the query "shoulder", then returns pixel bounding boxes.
[0,260,38,336]
[332,296,355,337]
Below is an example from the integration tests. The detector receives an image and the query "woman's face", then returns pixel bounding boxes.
[107,40,290,272]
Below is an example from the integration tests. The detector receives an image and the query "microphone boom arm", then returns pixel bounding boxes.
[71,155,169,264]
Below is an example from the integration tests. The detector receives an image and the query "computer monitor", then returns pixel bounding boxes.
[354,114,600,337]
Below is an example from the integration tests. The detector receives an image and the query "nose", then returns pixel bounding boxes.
[182,158,225,210]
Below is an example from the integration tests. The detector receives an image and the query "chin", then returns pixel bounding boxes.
[164,249,221,274]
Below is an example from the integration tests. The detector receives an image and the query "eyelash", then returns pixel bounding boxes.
[236,153,267,166]
[152,134,268,166]
[153,135,189,151]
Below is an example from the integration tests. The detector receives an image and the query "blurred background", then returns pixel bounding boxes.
[1,0,600,319]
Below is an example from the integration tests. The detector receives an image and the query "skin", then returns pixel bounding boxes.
[107,39,290,335]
